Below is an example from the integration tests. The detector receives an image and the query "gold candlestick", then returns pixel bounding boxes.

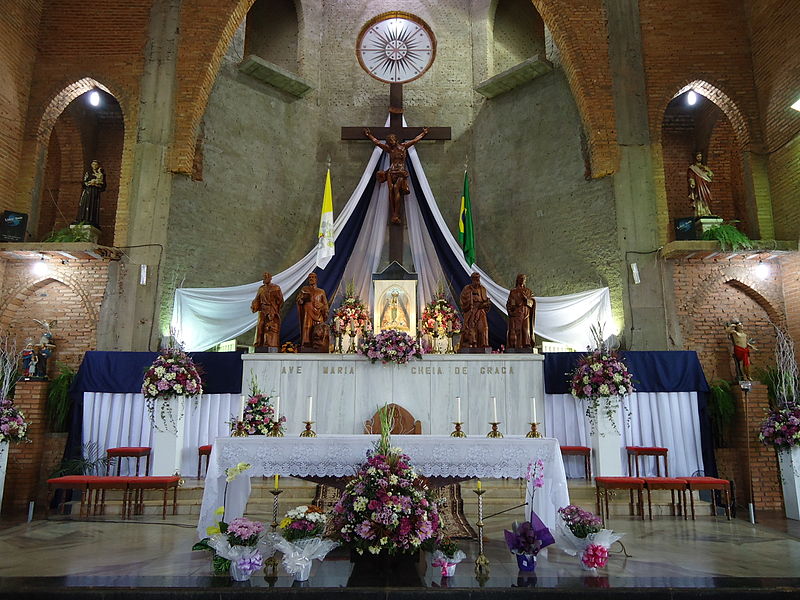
[300,421,317,437]
[526,422,542,438]
[264,487,284,574]
[267,420,284,437]
[450,422,466,438]
[486,422,503,438]
[473,488,490,582]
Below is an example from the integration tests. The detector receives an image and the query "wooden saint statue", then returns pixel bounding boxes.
[688,151,714,217]
[506,274,535,349]
[363,127,429,224]
[725,321,756,381]
[250,271,284,350]
[459,272,491,350]
[75,159,106,228]
[297,272,330,352]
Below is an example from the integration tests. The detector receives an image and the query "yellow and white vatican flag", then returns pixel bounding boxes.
[315,167,335,269]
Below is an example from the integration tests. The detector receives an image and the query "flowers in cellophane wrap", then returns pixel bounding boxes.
[431,537,466,577]
[359,329,422,365]
[420,290,462,338]
[234,383,285,436]
[555,505,621,572]
[759,402,800,449]
[331,447,442,555]
[0,396,27,443]
[141,346,203,432]
[271,505,338,581]
[331,283,371,336]
[193,463,270,580]
[569,328,634,433]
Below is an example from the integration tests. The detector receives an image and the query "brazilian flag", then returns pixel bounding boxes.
[458,171,476,266]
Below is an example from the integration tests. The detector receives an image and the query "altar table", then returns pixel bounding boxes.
[197,435,570,538]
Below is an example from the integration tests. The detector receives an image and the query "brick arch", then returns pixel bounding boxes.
[35,78,120,144]
[0,273,99,328]
[656,79,752,150]
[724,279,783,326]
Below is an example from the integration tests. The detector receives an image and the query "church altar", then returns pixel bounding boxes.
[242,353,545,436]
[197,434,569,539]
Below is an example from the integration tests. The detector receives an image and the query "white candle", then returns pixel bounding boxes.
[492,396,497,422]
[456,396,462,423]
[275,395,280,419]
[239,395,245,421]
[307,396,313,422]
[531,396,537,423]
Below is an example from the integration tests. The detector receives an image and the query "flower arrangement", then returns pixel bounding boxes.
[0,396,28,444]
[193,463,267,580]
[430,537,466,577]
[504,512,555,571]
[420,292,461,338]
[555,505,621,571]
[569,345,634,433]
[759,402,800,449]
[142,346,203,432]
[279,505,327,542]
[359,329,422,365]
[236,383,285,436]
[331,283,371,336]
[280,342,297,353]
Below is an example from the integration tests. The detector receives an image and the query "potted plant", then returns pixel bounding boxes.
[271,505,337,581]
[555,505,621,572]
[430,537,466,577]
[504,512,554,571]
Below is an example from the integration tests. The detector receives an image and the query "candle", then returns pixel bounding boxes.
[476,479,482,491]
[239,394,245,421]
[274,474,279,490]
[275,395,280,419]
[491,396,497,423]
[531,396,537,423]
[307,396,313,422]
[456,396,462,423]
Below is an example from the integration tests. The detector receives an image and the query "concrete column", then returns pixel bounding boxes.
[96,0,181,351]
[605,0,669,349]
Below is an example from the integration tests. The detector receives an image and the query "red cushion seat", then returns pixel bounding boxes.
[560,446,590,453]
[107,447,151,456]
[47,476,96,485]
[642,477,687,486]
[198,445,212,454]
[626,446,668,453]
[595,477,645,485]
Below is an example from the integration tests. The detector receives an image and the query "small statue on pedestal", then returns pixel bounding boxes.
[687,151,714,218]
[506,274,535,351]
[459,272,491,351]
[250,271,284,352]
[75,160,106,229]
[725,321,756,381]
[297,273,330,353]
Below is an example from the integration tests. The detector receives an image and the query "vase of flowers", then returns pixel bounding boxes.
[235,383,285,436]
[332,283,371,354]
[0,395,28,510]
[420,290,461,355]
[569,349,634,434]
[759,401,800,519]
[555,505,621,573]
[193,463,268,580]
[272,505,337,581]
[358,329,423,365]
[504,510,555,572]
[141,346,203,432]
[431,537,465,577]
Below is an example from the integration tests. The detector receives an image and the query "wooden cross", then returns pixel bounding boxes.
[342,83,450,266]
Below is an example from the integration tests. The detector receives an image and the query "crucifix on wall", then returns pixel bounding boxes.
[341,12,450,265]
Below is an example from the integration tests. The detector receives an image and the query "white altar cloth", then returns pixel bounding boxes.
[197,435,570,538]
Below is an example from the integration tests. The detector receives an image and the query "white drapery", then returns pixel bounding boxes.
[171,118,613,352]
[545,392,705,479]
[82,392,240,476]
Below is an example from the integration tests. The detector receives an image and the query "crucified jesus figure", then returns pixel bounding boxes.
[364,127,429,224]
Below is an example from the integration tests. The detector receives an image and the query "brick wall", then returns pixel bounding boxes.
[781,254,800,344]
[670,256,786,509]
[706,116,747,235]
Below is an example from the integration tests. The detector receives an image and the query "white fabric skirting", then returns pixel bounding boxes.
[545,392,705,479]
[82,392,240,476]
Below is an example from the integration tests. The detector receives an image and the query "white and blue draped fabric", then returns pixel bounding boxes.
[171,119,613,352]
[544,351,714,479]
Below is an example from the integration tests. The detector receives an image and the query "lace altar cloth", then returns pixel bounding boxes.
[197,435,570,538]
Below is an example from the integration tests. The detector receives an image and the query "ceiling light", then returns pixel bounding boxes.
[32,258,48,276]
[687,91,698,106]
[755,262,770,280]
[88,90,100,107]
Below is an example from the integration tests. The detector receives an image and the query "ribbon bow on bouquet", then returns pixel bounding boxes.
[207,535,266,578]
[432,557,457,577]
[431,549,466,577]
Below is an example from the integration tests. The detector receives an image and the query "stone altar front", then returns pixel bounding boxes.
[242,354,545,436]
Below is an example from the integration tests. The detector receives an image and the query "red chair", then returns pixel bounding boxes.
[46,476,96,518]
[642,477,688,520]
[127,476,181,519]
[681,477,732,520]
[198,445,213,478]
[594,476,645,525]
[88,476,132,517]
[626,446,669,477]
[106,447,152,476]
[560,446,592,480]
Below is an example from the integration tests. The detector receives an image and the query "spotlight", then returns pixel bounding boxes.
[687,91,698,106]
[755,262,770,280]
[32,258,48,276]
[89,90,100,107]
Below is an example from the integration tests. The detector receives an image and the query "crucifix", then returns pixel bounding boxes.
[342,12,451,266]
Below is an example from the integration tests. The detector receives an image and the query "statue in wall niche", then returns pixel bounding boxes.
[687,151,714,218]
[251,271,284,351]
[297,272,330,353]
[363,127,429,225]
[506,274,535,350]
[459,272,491,350]
[725,321,756,381]
[75,159,106,229]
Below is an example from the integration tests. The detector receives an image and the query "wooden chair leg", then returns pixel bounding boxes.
[173,484,178,515]
[134,456,141,477]
[197,455,201,479]
[587,454,592,480]
[604,489,611,524]
[724,488,731,520]
[664,454,669,477]
[689,488,696,520]
[595,485,602,521]
[646,488,653,520]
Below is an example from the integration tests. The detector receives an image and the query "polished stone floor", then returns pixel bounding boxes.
[0,510,799,589]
